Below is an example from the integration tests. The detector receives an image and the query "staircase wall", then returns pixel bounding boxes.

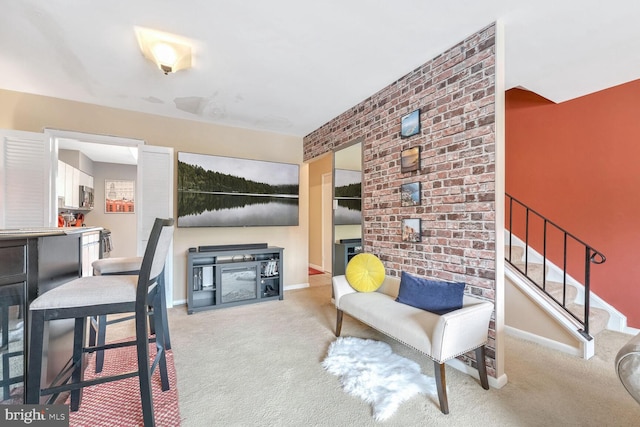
[506,275,581,348]
[506,83,640,329]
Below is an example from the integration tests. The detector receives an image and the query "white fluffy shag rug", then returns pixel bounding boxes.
[322,336,437,421]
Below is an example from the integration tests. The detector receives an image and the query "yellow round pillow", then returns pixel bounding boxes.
[345,253,385,292]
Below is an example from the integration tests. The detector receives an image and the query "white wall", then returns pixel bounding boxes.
[90,162,138,258]
[0,88,308,305]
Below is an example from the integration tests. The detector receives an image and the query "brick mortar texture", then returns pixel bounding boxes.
[304,23,497,374]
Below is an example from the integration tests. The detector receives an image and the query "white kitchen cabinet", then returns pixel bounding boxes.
[71,167,80,208]
[59,161,92,209]
[79,170,93,188]
[81,230,101,276]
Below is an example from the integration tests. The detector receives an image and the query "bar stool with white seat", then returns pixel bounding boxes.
[90,255,172,373]
[26,218,174,427]
[90,256,142,373]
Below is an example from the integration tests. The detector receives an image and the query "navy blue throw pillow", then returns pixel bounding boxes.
[396,271,466,314]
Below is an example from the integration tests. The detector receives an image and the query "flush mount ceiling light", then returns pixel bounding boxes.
[135,26,192,75]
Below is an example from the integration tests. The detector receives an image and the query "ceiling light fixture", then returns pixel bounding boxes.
[135,26,192,75]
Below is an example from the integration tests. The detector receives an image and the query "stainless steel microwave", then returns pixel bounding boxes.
[79,185,94,209]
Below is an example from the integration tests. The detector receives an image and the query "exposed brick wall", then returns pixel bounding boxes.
[304,23,497,374]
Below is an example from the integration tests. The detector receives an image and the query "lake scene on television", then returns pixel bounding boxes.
[177,152,299,227]
[334,169,362,225]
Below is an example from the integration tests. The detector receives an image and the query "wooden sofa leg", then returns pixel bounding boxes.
[434,361,449,414]
[335,309,343,337]
[475,345,490,390]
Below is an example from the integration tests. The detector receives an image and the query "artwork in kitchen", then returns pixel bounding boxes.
[177,152,300,227]
[105,179,135,213]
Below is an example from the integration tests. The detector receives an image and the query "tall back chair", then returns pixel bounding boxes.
[90,255,172,374]
[89,256,142,373]
[26,218,174,427]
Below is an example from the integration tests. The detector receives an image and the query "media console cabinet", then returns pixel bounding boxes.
[333,239,362,276]
[187,244,284,314]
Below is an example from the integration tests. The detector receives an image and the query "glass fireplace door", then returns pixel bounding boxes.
[219,263,258,304]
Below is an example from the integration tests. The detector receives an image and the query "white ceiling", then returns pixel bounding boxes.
[2,0,640,142]
[57,138,138,165]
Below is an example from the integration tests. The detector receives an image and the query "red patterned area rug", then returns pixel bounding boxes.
[66,342,181,426]
[309,267,324,275]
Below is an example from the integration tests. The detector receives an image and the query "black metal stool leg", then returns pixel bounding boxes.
[1,302,8,399]
[95,315,107,373]
[2,349,10,399]
[88,315,97,347]
[70,317,86,411]
[152,293,169,392]
[136,310,156,427]
[158,273,171,351]
[1,303,8,352]
[26,310,45,404]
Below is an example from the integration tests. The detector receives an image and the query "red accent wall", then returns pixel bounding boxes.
[506,81,640,328]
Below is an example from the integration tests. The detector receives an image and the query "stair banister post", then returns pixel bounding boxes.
[584,247,592,335]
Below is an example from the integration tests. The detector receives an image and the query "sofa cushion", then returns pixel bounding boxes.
[345,253,385,292]
[340,291,438,356]
[396,272,465,315]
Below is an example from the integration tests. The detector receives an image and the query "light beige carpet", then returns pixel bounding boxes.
[114,284,640,426]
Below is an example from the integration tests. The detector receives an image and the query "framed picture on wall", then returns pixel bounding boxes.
[402,218,421,242]
[177,151,299,227]
[105,179,135,213]
[401,109,420,138]
[401,182,421,207]
[401,146,420,173]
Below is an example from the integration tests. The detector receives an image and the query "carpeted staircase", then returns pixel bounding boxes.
[506,244,610,337]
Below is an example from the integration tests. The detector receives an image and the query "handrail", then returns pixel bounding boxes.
[505,193,606,337]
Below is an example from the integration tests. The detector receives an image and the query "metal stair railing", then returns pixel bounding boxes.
[505,193,606,338]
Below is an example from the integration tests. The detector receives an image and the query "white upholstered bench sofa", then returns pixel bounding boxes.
[332,273,494,414]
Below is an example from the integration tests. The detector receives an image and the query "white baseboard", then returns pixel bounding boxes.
[309,263,324,272]
[285,283,310,291]
[504,325,589,358]
[446,358,509,389]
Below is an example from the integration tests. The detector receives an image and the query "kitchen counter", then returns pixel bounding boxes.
[0,226,103,403]
[0,226,102,239]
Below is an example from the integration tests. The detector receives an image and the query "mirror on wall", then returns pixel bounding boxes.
[332,139,363,276]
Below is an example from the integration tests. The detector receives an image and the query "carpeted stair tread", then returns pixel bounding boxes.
[542,280,578,303]
[506,245,525,262]
[511,261,549,285]
[565,303,610,336]
[505,242,611,340]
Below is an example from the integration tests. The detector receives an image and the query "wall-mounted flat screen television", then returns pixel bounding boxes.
[334,168,362,225]
[177,152,299,227]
